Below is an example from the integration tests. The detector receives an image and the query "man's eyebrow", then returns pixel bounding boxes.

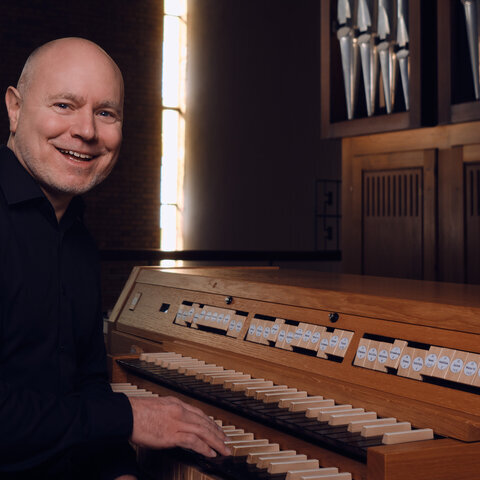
[97,100,123,115]
[46,93,123,115]
[46,92,86,103]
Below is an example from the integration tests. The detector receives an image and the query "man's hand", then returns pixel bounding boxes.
[129,395,231,458]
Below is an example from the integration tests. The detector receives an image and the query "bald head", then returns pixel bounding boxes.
[5,37,125,219]
[17,37,124,100]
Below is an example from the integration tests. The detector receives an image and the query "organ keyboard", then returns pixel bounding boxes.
[107,267,480,480]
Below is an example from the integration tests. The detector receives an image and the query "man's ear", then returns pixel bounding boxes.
[5,86,22,134]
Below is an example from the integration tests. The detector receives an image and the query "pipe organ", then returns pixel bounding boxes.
[107,267,480,480]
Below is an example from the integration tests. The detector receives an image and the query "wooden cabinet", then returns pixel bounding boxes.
[453,145,480,284]
[330,2,480,283]
[359,150,435,280]
[342,123,480,283]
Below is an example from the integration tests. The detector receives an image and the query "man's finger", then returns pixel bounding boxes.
[180,407,229,440]
[177,418,231,456]
[175,432,218,457]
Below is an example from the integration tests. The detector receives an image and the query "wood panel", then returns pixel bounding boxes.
[465,162,480,283]
[342,122,480,283]
[363,168,423,278]
[137,449,223,480]
[344,149,436,280]
[132,268,480,332]
[368,439,480,480]
[437,147,464,282]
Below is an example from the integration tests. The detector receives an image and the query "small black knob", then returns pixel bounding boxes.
[329,312,339,323]
[225,296,233,305]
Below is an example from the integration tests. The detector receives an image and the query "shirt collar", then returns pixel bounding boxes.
[0,145,44,205]
[0,145,85,221]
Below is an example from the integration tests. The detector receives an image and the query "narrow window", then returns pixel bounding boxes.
[160,0,187,262]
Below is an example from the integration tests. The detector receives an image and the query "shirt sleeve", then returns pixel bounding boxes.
[0,379,133,470]
[0,274,135,473]
[69,274,138,478]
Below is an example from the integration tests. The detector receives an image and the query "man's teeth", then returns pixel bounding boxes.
[59,149,93,160]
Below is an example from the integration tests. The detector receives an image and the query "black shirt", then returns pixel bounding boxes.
[0,145,134,476]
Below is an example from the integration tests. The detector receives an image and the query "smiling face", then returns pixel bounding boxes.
[5,38,124,215]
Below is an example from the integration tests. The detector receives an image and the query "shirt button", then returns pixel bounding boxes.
[59,345,66,352]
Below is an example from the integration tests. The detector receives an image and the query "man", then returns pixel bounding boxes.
[0,37,229,479]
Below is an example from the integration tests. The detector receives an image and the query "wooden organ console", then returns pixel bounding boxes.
[107,266,480,480]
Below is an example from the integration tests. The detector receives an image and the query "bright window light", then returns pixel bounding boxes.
[160,259,179,267]
[160,204,177,251]
[160,0,187,253]
[161,110,179,205]
[164,0,186,17]
[162,16,181,108]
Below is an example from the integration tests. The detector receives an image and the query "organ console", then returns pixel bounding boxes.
[107,266,480,480]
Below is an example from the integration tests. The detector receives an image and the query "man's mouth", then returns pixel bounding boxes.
[58,148,94,161]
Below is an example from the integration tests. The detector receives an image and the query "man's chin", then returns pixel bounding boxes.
[42,177,103,198]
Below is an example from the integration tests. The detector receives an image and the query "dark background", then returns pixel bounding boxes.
[0,1,341,310]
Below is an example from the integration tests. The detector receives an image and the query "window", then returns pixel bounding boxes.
[160,0,187,253]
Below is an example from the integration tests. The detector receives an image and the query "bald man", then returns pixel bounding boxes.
[0,38,229,479]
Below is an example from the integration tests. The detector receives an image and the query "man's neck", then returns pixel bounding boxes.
[40,187,73,222]
[7,136,73,222]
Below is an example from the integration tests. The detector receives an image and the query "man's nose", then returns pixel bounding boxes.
[70,110,97,141]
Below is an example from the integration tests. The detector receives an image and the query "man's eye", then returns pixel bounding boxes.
[97,110,119,123]
[55,103,69,109]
